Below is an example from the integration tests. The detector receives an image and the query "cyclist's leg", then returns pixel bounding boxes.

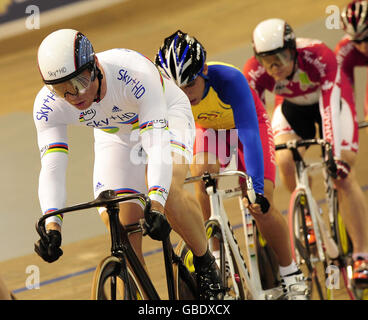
[334,152,368,248]
[334,152,368,287]
[272,103,308,193]
[190,151,220,221]
[241,101,293,267]
[190,129,234,263]
[166,114,222,299]
[93,129,147,267]
[271,102,311,298]
[165,155,207,257]
[249,179,293,267]
[165,157,222,299]
[190,127,234,221]
[100,203,145,265]
[332,93,368,286]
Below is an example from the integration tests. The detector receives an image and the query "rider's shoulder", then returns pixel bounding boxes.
[97,48,154,69]
[98,48,159,82]
[33,87,74,125]
[33,86,66,111]
[207,61,244,82]
[296,38,331,55]
[296,37,336,65]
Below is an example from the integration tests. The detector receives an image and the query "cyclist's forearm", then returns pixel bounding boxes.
[141,129,172,208]
[38,153,68,228]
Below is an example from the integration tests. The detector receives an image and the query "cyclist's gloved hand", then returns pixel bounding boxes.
[34,229,63,263]
[327,158,350,180]
[255,193,270,214]
[143,209,172,241]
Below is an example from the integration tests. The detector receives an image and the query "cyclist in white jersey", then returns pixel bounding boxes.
[33,29,222,299]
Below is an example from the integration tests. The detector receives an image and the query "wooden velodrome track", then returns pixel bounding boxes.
[0,0,367,300]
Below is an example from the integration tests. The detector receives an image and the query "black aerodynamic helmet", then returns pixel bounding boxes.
[155,30,207,86]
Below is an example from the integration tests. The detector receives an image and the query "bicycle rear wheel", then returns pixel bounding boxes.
[289,189,326,300]
[91,255,146,300]
[328,188,357,300]
[330,189,353,257]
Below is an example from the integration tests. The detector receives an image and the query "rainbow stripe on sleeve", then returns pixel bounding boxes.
[148,185,168,201]
[43,208,63,223]
[41,142,69,158]
[115,188,145,206]
[139,120,169,134]
[139,121,153,134]
[170,139,188,153]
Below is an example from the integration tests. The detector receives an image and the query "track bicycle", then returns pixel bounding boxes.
[276,138,356,300]
[36,190,198,300]
[176,170,283,300]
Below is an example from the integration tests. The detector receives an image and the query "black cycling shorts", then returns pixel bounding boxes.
[281,100,323,139]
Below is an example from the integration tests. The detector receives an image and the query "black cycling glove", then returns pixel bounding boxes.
[255,193,270,214]
[143,209,172,241]
[34,229,63,263]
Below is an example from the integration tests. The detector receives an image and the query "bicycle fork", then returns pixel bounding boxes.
[206,186,259,299]
[238,198,263,295]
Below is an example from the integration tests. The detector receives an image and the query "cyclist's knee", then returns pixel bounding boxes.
[340,149,357,168]
[264,179,275,204]
[334,169,356,191]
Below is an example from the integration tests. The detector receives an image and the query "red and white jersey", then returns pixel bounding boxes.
[335,35,368,117]
[243,38,347,158]
[335,35,368,85]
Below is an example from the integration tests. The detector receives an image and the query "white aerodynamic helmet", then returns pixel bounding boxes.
[252,18,296,56]
[37,28,96,85]
[341,0,368,41]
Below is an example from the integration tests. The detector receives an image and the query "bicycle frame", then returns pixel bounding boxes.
[35,190,193,300]
[276,139,344,286]
[185,170,282,300]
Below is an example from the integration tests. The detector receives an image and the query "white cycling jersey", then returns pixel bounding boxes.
[33,48,194,226]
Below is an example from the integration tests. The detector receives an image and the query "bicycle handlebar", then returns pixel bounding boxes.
[275,138,331,151]
[185,170,256,203]
[275,138,337,177]
[359,121,368,129]
[36,190,151,238]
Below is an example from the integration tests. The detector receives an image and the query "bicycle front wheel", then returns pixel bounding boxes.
[173,240,198,300]
[255,227,280,290]
[91,255,146,300]
[288,189,326,300]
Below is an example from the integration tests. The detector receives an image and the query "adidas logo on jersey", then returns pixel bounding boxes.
[112,105,122,112]
[95,181,105,192]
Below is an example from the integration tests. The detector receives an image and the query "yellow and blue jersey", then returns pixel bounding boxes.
[192,62,264,193]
